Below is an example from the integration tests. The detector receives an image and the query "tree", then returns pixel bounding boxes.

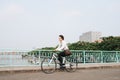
[99,36,120,50]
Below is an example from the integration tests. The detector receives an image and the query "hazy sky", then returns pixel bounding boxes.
[0,0,120,51]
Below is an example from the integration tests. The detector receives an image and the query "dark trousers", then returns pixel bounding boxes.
[58,51,66,67]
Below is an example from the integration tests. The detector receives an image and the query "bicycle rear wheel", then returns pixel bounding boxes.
[41,57,57,74]
[65,56,78,72]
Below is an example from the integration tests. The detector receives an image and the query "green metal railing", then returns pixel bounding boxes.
[38,50,120,64]
[0,50,120,67]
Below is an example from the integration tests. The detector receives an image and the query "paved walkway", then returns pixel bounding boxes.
[0,68,120,80]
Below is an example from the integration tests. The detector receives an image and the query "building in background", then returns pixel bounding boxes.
[79,31,102,43]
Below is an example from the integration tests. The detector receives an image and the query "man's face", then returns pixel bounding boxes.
[59,37,62,42]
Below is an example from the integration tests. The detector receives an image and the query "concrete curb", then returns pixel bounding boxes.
[0,63,120,73]
[77,63,120,69]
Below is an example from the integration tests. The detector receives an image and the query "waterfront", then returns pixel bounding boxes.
[0,52,39,66]
[0,54,29,66]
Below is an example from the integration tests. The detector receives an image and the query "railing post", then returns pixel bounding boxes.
[39,50,41,64]
[101,51,103,63]
[116,51,119,63]
[83,51,86,64]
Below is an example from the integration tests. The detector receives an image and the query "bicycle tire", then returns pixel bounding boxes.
[65,56,78,72]
[41,57,57,74]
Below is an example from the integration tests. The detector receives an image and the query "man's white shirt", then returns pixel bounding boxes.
[56,40,69,51]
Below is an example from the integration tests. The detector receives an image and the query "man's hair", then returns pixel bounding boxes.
[59,35,64,40]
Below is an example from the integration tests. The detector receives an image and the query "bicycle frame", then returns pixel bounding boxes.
[48,53,57,65]
[48,53,66,65]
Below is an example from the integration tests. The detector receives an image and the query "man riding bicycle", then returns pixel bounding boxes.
[55,35,71,69]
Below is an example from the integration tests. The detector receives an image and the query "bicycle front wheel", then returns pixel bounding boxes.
[41,57,57,74]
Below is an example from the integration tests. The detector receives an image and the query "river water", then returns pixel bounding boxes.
[0,54,33,66]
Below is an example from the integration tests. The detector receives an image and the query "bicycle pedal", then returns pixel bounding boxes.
[59,66,66,69]
[70,64,73,66]
[59,68,65,71]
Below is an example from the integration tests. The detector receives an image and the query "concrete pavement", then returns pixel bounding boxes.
[0,68,120,80]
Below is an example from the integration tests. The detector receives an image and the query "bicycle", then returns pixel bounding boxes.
[41,52,78,74]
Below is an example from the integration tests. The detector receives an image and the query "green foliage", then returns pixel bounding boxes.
[68,41,99,50]
[28,47,55,54]
[69,36,120,51]
[41,47,55,50]
[99,36,120,50]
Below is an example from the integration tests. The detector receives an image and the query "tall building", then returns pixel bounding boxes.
[79,31,102,42]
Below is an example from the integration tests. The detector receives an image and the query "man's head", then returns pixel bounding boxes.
[59,35,64,42]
